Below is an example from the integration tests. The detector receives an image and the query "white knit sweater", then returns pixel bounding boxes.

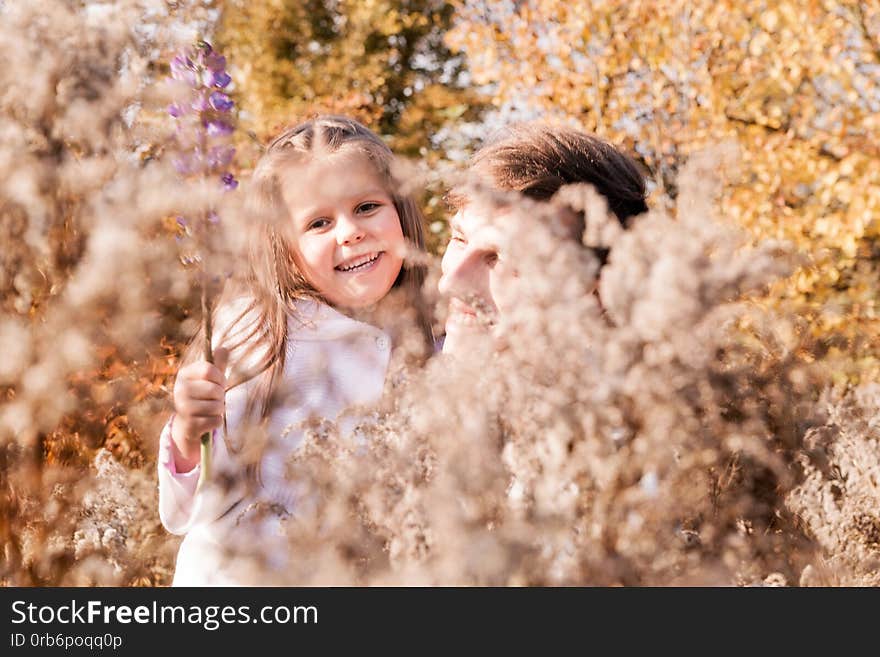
[157,299,392,585]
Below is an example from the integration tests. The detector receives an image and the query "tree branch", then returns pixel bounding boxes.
[854,1,880,64]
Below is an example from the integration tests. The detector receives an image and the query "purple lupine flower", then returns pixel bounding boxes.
[167,42,238,226]
[168,40,237,182]
[209,91,234,112]
[191,93,210,112]
[221,173,238,191]
[170,55,198,86]
[204,52,226,72]
[208,146,236,169]
[167,40,238,493]
[211,71,232,89]
[205,119,233,137]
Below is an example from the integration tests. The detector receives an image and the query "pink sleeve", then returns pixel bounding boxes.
[157,416,208,534]
[157,410,246,535]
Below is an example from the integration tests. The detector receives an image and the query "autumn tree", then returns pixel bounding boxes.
[216,0,481,154]
[447,0,880,382]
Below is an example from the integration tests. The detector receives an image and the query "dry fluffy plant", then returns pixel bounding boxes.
[0,0,236,584]
[14,449,172,585]
[1,1,870,587]
[788,385,880,586]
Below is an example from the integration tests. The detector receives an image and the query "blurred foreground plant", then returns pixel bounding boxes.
[0,0,238,584]
[3,0,876,588]
[788,384,880,586]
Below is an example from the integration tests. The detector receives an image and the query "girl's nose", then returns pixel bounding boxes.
[336,214,365,245]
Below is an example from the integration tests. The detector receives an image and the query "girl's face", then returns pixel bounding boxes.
[280,151,406,309]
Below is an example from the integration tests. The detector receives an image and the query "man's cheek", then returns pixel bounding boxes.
[490,272,517,316]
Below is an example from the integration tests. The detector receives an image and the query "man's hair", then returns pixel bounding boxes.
[457,124,649,266]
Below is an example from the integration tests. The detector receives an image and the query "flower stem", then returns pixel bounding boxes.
[196,281,214,493]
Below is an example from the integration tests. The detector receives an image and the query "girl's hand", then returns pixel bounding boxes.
[170,348,229,473]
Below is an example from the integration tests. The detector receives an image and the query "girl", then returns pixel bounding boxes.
[157,116,433,585]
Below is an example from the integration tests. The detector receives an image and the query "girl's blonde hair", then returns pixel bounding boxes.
[185,115,433,421]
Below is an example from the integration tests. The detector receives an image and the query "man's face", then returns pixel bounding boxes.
[438,204,519,354]
[439,197,603,355]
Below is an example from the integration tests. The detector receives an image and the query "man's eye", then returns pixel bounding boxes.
[308,218,330,230]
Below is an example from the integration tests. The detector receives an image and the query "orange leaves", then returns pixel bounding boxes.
[104,414,142,468]
[44,333,181,471]
[134,337,180,403]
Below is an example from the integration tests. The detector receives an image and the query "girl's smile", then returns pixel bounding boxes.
[280,152,406,309]
[335,250,383,273]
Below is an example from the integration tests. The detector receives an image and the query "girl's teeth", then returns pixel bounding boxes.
[338,253,379,272]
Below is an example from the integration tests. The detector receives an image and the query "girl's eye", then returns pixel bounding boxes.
[308,218,330,230]
[450,233,465,244]
[356,201,381,214]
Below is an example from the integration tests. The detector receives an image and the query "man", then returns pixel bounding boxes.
[438,124,649,354]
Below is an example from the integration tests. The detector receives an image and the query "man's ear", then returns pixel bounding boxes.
[556,205,585,242]
[552,183,622,250]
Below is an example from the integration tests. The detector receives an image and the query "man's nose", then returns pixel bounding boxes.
[439,249,482,297]
[336,213,365,245]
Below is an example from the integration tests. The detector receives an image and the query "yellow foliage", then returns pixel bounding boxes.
[216,0,481,153]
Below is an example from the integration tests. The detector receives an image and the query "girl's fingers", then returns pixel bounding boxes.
[178,399,225,417]
[181,361,226,386]
[181,419,222,442]
[179,379,225,401]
